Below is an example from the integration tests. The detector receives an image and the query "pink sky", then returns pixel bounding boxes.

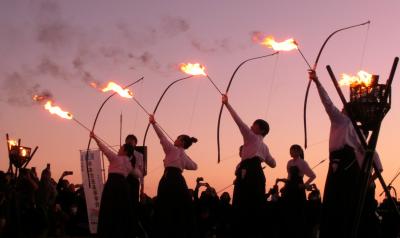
[1,0,400,201]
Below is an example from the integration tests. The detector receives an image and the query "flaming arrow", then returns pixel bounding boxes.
[85,77,143,187]
[216,35,308,163]
[303,20,370,149]
[142,62,214,146]
[86,77,143,155]
[180,62,223,95]
[215,52,279,163]
[141,75,193,146]
[45,101,114,146]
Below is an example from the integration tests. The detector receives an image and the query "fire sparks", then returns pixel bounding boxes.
[339,70,373,87]
[33,92,53,103]
[101,82,133,98]
[44,101,73,119]
[254,34,298,51]
[90,82,98,88]
[180,63,207,76]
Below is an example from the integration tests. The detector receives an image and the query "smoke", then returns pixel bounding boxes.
[190,36,243,54]
[37,57,70,80]
[33,90,54,103]
[116,22,158,49]
[191,38,235,53]
[72,56,101,87]
[160,16,190,37]
[35,1,75,50]
[129,51,162,73]
[250,31,265,44]
[0,2,201,107]
[0,71,52,107]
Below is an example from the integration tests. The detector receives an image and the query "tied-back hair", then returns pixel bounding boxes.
[125,134,137,144]
[179,135,198,149]
[123,143,135,158]
[290,144,304,160]
[254,119,270,137]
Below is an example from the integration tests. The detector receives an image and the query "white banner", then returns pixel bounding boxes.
[80,150,104,234]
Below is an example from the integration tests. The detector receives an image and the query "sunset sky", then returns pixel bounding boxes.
[1,0,400,201]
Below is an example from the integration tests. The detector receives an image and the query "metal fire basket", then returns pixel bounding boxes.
[346,75,391,131]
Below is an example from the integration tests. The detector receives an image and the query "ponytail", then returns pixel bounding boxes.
[179,135,198,149]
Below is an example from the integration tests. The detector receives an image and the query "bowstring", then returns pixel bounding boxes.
[358,23,370,70]
[133,78,144,134]
[265,53,280,117]
[187,76,202,132]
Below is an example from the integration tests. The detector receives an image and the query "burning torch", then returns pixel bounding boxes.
[180,63,223,95]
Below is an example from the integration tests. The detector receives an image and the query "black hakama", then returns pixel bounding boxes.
[97,173,135,238]
[232,156,266,237]
[154,167,194,238]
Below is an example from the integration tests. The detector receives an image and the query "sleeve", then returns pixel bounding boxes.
[184,155,198,170]
[264,146,276,168]
[225,103,252,140]
[315,81,346,124]
[94,136,118,163]
[152,123,174,153]
[301,160,316,180]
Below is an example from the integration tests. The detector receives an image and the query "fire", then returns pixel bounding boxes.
[33,95,44,101]
[44,101,73,119]
[20,148,28,157]
[258,36,298,51]
[180,63,207,76]
[102,82,133,98]
[7,140,17,150]
[90,82,98,89]
[33,93,52,103]
[339,70,373,87]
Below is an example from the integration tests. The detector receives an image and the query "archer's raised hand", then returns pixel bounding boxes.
[308,69,319,83]
[149,114,156,124]
[222,94,228,105]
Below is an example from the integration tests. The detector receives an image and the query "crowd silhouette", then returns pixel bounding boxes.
[0,166,398,238]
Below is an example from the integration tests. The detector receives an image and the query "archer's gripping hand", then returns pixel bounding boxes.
[222,94,228,105]
[149,114,156,124]
[308,69,319,83]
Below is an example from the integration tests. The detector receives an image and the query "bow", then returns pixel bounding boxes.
[85,77,143,187]
[142,75,193,146]
[216,52,279,163]
[303,20,370,148]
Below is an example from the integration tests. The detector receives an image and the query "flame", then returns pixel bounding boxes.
[33,94,51,103]
[44,101,73,119]
[180,63,207,76]
[102,82,133,98]
[8,140,17,150]
[258,36,298,51]
[33,95,42,101]
[339,70,373,87]
[20,148,28,157]
[90,82,98,89]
